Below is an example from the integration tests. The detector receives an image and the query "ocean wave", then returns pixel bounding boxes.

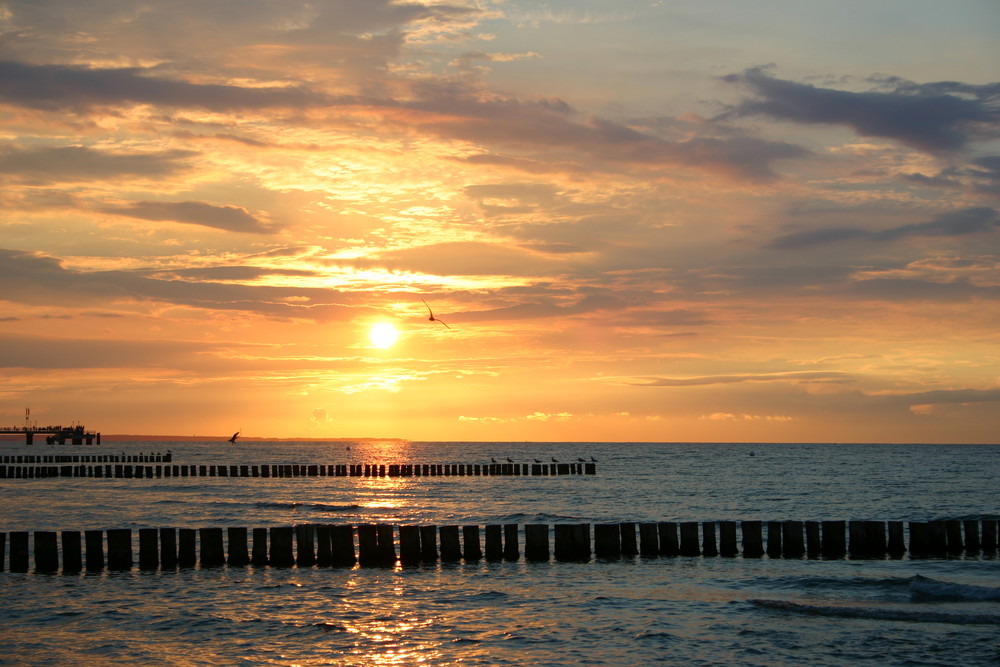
[910,575,1000,602]
[750,599,1000,625]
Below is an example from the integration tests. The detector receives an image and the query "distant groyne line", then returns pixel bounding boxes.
[0,461,595,479]
[2,519,996,574]
[1,453,171,465]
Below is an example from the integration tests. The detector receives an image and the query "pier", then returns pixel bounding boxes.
[0,425,100,446]
[0,460,595,479]
[1,519,996,574]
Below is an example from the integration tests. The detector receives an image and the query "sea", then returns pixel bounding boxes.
[0,440,998,666]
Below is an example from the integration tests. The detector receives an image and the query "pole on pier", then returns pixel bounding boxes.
[251,528,269,566]
[139,528,159,570]
[658,522,680,557]
[439,525,462,562]
[160,528,177,568]
[296,525,316,567]
[85,530,104,572]
[34,531,59,573]
[269,527,294,567]
[419,525,438,563]
[702,522,718,557]
[106,528,132,570]
[679,522,700,556]
[228,527,250,566]
[620,523,639,557]
[10,532,29,572]
[503,524,520,561]
[524,524,550,561]
[61,531,82,573]
[639,523,660,557]
[594,523,620,559]
[178,528,197,567]
[399,525,421,565]
[376,524,396,566]
[718,521,738,557]
[821,521,846,559]
[484,524,503,561]
[314,525,332,567]
[462,525,482,562]
[782,521,804,558]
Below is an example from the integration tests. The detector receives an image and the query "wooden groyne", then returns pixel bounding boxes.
[1,453,171,465]
[0,461,595,479]
[1,519,996,573]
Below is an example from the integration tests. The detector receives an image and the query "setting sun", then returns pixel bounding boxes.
[369,323,400,349]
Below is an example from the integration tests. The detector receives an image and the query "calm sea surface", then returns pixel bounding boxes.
[1,441,998,666]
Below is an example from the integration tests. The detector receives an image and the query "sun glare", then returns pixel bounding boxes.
[369,323,400,349]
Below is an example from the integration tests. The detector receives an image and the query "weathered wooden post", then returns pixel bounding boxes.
[85,530,104,572]
[821,520,846,558]
[719,521,738,557]
[440,525,462,562]
[61,531,82,573]
[524,524,549,561]
[864,521,887,558]
[659,522,680,557]
[331,525,356,567]
[639,523,659,557]
[357,524,379,566]
[269,527,295,567]
[963,520,981,553]
[620,523,639,557]
[924,521,943,557]
[419,525,438,563]
[554,524,587,561]
[376,524,396,566]
[462,525,482,562]
[178,528,197,567]
[887,521,905,558]
[945,520,963,555]
[982,520,998,552]
[106,528,133,571]
[805,521,821,557]
[34,531,59,573]
[766,521,782,558]
[228,527,250,566]
[484,524,503,561]
[740,521,764,558]
[702,522,718,557]
[503,524,520,561]
[907,521,927,557]
[139,528,159,570]
[10,532,29,572]
[594,524,621,559]
[679,522,700,556]
[313,525,331,567]
[251,528,268,566]
[782,521,804,558]
[198,528,225,567]
[399,525,421,565]
[296,524,316,567]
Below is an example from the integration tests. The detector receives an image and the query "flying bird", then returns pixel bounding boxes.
[228,431,240,444]
[421,299,451,329]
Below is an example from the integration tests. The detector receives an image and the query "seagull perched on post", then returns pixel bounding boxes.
[551,457,559,463]
[506,457,514,463]
[421,299,451,329]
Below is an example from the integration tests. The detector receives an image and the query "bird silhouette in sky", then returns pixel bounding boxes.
[228,431,239,444]
[421,299,451,329]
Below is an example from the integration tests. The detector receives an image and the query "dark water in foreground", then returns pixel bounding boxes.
[1,441,998,666]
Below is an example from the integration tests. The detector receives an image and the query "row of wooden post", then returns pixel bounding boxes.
[1,519,997,573]
[0,453,171,464]
[0,461,595,480]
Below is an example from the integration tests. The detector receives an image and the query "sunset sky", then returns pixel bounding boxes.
[1,0,998,443]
